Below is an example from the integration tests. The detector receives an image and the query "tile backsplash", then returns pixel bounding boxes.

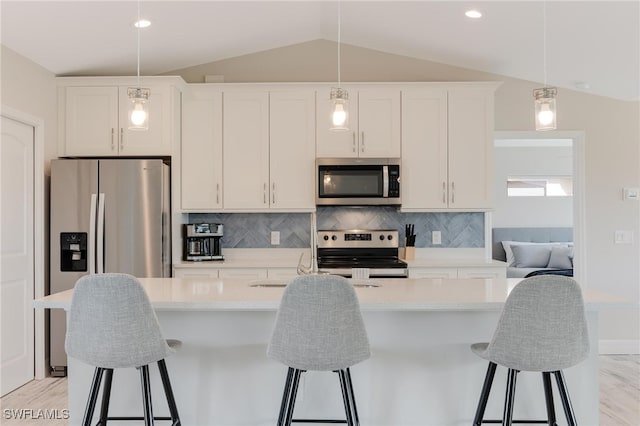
[189,208,484,249]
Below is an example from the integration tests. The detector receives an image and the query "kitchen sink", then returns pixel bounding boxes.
[248,279,381,288]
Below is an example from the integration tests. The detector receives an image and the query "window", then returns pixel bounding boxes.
[507,177,573,197]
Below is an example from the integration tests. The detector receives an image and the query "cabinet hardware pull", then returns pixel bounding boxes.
[119,128,124,151]
[272,182,276,204]
[264,183,267,204]
[361,131,365,152]
[111,128,115,151]
[442,181,446,204]
[352,132,356,153]
[451,182,455,204]
[216,183,220,205]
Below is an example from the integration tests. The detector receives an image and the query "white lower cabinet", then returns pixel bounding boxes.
[218,269,268,280]
[410,266,506,279]
[457,267,506,279]
[409,268,458,279]
[174,268,219,279]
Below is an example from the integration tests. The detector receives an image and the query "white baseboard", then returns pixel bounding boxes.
[599,339,640,354]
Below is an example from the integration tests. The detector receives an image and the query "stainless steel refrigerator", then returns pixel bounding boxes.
[49,159,170,375]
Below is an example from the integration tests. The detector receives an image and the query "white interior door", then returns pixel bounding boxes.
[1,116,35,396]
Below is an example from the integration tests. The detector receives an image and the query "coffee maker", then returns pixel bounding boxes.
[183,223,224,261]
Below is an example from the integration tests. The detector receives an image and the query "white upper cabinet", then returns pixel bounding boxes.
[181,86,223,210]
[401,84,498,210]
[401,88,449,209]
[269,90,316,210]
[59,80,174,157]
[223,91,270,210]
[316,86,400,158]
[446,87,495,209]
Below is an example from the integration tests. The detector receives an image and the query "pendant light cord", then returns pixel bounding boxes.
[337,0,342,86]
[543,0,547,87]
[136,0,141,88]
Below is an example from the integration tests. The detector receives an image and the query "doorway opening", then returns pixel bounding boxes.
[492,131,586,285]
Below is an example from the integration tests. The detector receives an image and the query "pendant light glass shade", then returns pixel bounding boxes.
[534,1,557,131]
[330,87,349,131]
[129,0,150,130]
[128,87,150,130]
[534,87,557,131]
[329,1,349,131]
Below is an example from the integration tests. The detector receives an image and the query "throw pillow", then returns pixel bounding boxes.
[547,245,573,269]
[511,244,553,268]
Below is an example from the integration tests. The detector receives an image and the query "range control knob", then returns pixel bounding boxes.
[323,235,329,241]
[388,235,394,240]
[331,235,338,241]
[379,235,385,241]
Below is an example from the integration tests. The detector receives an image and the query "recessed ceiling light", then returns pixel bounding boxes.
[465,10,482,19]
[134,19,151,29]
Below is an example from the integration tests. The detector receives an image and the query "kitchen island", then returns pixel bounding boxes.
[34,277,625,426]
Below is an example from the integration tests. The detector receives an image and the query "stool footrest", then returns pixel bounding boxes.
[292,420,347,424]
[106,416,172,421]
[481,421,549,424]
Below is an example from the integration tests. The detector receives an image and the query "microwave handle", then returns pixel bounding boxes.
[383,165,389,198]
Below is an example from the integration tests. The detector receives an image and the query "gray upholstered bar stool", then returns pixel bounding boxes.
[65,273,181,426]
[471,275,589,426]
[267,274,371,426]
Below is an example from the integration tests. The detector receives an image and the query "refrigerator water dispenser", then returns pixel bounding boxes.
[60,232,87,272]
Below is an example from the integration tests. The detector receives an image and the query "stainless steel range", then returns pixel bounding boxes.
[317,229,409,278]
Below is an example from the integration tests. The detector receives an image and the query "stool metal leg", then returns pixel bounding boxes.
[97,368,113,426]
[345,368,360,426]
[277,367,295,426]
[157,359,181,425]
[83,367,105,426]
[338,370,355,426]
[284,368,303,426]
[473,362,497,426]
[139,365,154,426]
[554,370,577,426]
[542,372,558,426]
[502,369,518,426]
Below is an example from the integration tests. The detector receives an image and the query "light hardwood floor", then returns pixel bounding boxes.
[1,356,638,425]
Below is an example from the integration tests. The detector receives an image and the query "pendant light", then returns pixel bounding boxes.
[329,1,349,131]
[534,0,557,131]
[128,0,150,130]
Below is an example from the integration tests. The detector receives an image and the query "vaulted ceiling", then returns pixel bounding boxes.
[2,1,638,100]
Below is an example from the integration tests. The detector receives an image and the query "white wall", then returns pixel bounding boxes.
[493,145,573,228]
[1,45,57,172]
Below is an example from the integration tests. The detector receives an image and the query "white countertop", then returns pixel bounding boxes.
[34,277,628,312]
[405,258,507,268]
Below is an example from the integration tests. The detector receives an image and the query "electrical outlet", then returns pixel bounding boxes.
[432,231,442,245]
[271,231,280,245]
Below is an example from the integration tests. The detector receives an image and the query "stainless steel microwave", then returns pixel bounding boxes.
[316,158,401,206]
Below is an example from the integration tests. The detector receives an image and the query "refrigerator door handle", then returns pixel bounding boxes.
[97,193,106,274]
[89,193,97,274]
